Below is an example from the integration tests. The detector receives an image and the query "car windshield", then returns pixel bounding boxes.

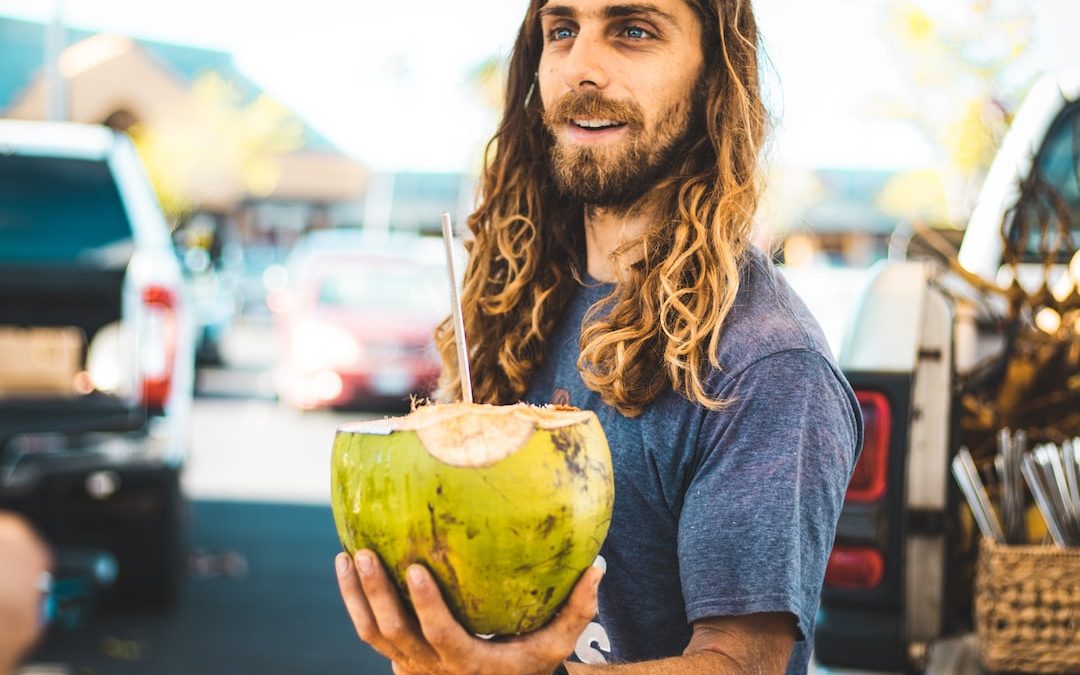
[315,262,448,318]
[1015,103,1080,263]
[0,155,134,266]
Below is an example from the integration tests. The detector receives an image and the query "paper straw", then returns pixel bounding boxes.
[440,212,473,404]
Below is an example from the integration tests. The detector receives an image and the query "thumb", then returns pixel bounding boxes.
[532,566,603,652]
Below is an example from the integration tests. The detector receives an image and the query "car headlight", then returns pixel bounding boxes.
[292,320,360,371]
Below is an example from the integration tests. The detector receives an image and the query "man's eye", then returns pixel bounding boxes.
[548,27,575,41]
[623,26,652,39]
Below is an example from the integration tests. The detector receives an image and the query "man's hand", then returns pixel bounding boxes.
[0,512,51,675]
[335,549,602,675]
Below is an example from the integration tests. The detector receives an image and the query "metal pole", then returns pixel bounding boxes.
[45,0,67,122]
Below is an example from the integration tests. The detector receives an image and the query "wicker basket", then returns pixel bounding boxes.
[975,539,1080,673]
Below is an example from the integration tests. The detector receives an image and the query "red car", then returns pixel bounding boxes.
[272,235,449,410]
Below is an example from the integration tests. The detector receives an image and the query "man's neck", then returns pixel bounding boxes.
[584,204,654,282]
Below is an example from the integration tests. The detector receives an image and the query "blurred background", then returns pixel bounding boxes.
[0,0,1077,673]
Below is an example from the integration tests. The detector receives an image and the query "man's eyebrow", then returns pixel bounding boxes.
[538,4,575,20]
[603,3,678,25]
[538,3,678,25]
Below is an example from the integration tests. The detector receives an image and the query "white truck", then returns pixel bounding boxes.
[0,120,196,609]
[811,69,1080,671]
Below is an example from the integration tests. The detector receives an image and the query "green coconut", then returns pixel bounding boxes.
[330,402,614,636]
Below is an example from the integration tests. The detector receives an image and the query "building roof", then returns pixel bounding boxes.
[0,15,339,154]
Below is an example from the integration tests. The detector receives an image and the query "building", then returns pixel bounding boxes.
[0,15,366,252]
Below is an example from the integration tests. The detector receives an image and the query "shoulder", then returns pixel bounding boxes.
[708,247,836,390]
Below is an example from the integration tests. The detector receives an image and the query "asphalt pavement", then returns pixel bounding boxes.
[22,319,395,675]
[27,500,394,675]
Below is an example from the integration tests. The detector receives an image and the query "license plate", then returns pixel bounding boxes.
[0,326,84,396]
[371,370,414,396]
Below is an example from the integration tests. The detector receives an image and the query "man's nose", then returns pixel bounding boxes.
[561,33,610,92]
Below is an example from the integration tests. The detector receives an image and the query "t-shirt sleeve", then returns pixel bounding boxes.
[678,348,861,641]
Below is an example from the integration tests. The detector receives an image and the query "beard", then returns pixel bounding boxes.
[542,87,699,211]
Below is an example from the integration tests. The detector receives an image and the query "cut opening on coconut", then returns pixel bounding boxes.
[337,403,594,467]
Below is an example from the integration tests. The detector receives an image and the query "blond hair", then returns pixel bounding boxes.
[436,0,767,417]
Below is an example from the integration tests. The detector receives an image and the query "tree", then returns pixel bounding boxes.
[128,72,304,224]
[874,1,1033,227]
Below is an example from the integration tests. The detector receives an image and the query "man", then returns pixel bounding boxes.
[0,511,51,675]
[335,0,861,672]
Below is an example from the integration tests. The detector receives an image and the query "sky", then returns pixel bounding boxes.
[0,0,1077,173]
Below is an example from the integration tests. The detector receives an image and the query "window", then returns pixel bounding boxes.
[1012,102,1080,264]
[316,262,448,318]
[0,156,134,266]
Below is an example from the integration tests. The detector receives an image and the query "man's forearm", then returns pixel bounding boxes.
[564,649,776,675]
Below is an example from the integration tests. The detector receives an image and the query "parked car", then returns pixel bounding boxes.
[175,220,243,367]
[0,120,195,607]
[813,69,1080,671]
[272,231,449,410]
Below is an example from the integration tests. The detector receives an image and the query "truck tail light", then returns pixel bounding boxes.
[825,545,884,589]
[846,391,891,503]
[140,285,177,409]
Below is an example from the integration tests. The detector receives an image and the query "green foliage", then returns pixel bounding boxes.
[875,0,1033,224]
[128,72,304,224]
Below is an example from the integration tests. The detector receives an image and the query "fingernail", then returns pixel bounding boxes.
[407,566,425,588]
[356,552,373,576]
[335,553,350,577]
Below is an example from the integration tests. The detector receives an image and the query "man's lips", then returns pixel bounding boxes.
[562,119,629,143]
[571,118,625,129]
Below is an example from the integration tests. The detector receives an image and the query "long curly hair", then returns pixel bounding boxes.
[435,0,768,417]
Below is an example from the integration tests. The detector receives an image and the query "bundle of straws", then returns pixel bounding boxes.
[951,430,1080,548]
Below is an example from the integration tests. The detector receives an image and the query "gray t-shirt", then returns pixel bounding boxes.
[524,248,862,673]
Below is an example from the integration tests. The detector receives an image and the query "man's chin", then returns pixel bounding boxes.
[548,135,675,210]
[552,175,650,211]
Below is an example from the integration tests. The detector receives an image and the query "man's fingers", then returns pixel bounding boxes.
[339,551,599,671]
[354,550,434,658]
[0,512,52,661]
[335,552,389,653]
[405,564,474,660]
[529,566,603,657]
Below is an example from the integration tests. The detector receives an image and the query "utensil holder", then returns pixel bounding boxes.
[975,539,1080,673]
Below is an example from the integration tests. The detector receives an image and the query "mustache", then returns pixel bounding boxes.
[542,91,645,130]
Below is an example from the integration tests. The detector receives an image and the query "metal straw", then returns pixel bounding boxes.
[1022,455,1070,548]
[1035,445,1073,539]
[996,428,1028,544]
[952,447,1005,543]
[1047,445,1077,538]
[997,429,1017,543]
[1064,439,1080,527]
[440,212,473,404]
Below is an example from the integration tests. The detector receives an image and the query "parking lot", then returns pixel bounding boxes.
[24,319,394,675]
